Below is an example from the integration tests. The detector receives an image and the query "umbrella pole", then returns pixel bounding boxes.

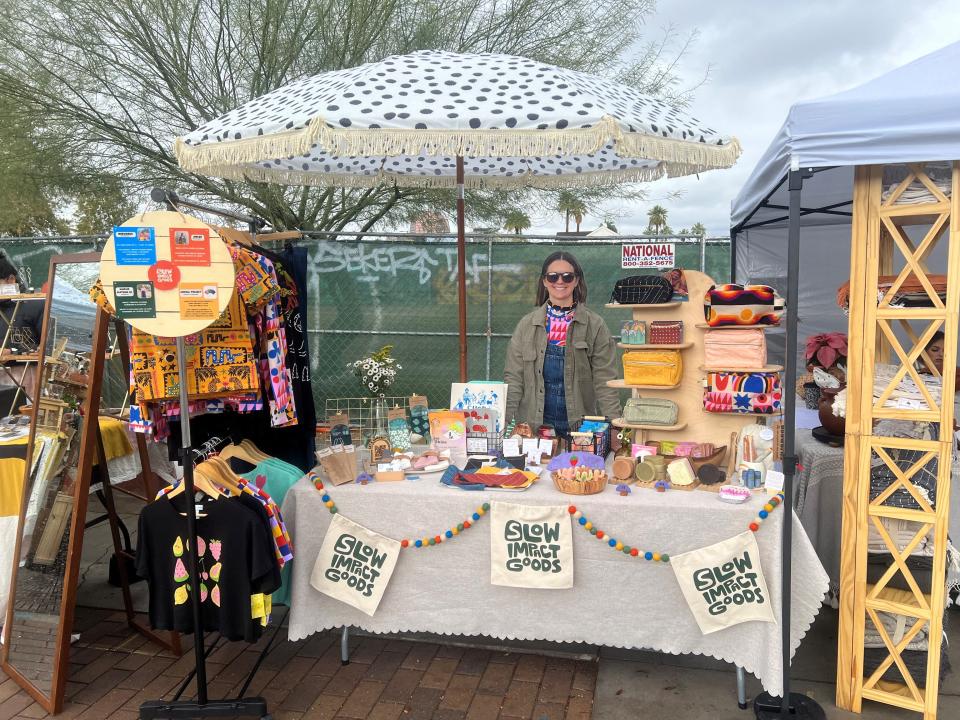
[456,155,468,382]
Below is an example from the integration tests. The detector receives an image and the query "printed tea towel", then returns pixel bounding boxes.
[310,514,401,616]
[490,502,573,589]
[670,531,776,634]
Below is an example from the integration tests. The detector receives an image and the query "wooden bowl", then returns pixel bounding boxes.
[661,446,727,472]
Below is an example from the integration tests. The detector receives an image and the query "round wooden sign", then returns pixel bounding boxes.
[99,210,235,336]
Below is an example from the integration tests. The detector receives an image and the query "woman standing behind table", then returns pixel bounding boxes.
[503,251,621,438]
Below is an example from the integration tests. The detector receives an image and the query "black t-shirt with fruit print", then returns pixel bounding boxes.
[136,493,278,642]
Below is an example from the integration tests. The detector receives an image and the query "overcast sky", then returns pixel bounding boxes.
[557,0,960,237]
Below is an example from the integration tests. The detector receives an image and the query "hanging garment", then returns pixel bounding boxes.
[135,493,279,642]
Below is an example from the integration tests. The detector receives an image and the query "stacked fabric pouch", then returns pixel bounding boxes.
[703,328,767,369]
[703,371,782,414]
[623,397,678,426]
[623,350,682,386]
[703,284,784,327]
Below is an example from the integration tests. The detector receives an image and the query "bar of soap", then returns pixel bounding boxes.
[666,458,696,486]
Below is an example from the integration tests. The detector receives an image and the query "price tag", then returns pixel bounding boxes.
[522,438,539,458]
[502,438,521,457]
[765,470,785,493]
[538,438,554,455]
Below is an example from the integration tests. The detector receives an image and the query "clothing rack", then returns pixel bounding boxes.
[140,194,272,720]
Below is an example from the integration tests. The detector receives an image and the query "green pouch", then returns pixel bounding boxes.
[623,397,679,426]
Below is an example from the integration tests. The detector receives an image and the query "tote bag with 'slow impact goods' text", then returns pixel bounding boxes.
[490,502,573,589]
[310,514,401,616]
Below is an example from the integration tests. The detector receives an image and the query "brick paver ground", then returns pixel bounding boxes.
[1,606,597,720]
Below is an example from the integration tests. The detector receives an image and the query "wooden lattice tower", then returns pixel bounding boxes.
[837,162,958,719]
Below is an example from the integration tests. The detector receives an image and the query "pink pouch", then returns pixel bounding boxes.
[703,328,767,369]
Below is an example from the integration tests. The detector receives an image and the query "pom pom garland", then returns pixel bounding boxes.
[311,471,490,551]
[568,494,783,563]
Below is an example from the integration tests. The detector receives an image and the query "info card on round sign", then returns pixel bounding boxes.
[99,210,235,337]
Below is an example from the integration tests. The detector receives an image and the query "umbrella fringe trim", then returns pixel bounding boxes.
[192,162,672,189]
[175,115,741,172]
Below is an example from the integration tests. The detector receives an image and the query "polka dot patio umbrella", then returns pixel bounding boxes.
[175,49,741,377]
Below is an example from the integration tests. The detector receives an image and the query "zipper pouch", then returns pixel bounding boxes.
[703,371,782,414]
[703,284,784,327]
[623,397,679,425]
[622,350,682,386]
[648,321,684,345]
[703,328,767,369]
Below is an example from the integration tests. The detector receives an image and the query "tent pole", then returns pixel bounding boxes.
[753,168,824,720]
[456,155,468,382]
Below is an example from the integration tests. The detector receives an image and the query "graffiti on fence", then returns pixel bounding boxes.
[312,241,523,286]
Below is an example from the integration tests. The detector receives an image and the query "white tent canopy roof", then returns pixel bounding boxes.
[729,41,960,365]
[731,41,960,230]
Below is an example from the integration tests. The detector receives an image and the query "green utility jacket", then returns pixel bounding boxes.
[503,303,621,427]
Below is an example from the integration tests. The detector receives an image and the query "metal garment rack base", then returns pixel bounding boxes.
[139,698,269,719]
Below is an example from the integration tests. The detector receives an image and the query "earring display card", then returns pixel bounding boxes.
[387,407,411,451]
[409,394,430,439]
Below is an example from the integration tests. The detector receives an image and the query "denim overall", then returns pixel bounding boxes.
[542,343,569,438]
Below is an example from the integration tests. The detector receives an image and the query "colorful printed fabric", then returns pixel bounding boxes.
[546,305,575,347]
[249,255,298,427]
[702,371,783,414]
[130,292,259,402]
[229,244,281,312]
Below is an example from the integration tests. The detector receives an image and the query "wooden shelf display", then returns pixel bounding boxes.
[618,341,694,350]
[604,301,681,310]
[701,365,784,373]
[606,379,680,391]
[603,270,770,453]
[611,418,687,432]
[695,323,782,331]
[835,161,958,720]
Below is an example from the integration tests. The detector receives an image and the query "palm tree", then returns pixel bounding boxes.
[557,191,588,233]
[503,210,532,236]
[690,221,707,237]
[645,205,669,235]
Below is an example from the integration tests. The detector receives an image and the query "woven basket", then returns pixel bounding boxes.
[552,471,608,495]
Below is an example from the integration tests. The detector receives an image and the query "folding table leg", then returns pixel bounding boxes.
[736,665,747,709]
[341,627,350,665]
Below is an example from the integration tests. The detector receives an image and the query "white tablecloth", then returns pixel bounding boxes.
[282,473,829,697]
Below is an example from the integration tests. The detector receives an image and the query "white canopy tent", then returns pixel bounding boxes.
[727,42,960,718]
[730,41,960,363]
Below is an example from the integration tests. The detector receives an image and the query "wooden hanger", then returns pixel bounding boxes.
[218,442,264,467]
[198,456,244,495]
[239,439,271,463]
[165,464,225,501]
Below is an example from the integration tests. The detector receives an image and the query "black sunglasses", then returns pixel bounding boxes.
[545,272,576,283]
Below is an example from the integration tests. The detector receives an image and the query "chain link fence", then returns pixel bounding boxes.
[1,232,731,410]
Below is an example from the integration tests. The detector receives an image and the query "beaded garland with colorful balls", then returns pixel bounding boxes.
[310,472,489,550]
[310,470,784,561]
[567,492,785,563]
